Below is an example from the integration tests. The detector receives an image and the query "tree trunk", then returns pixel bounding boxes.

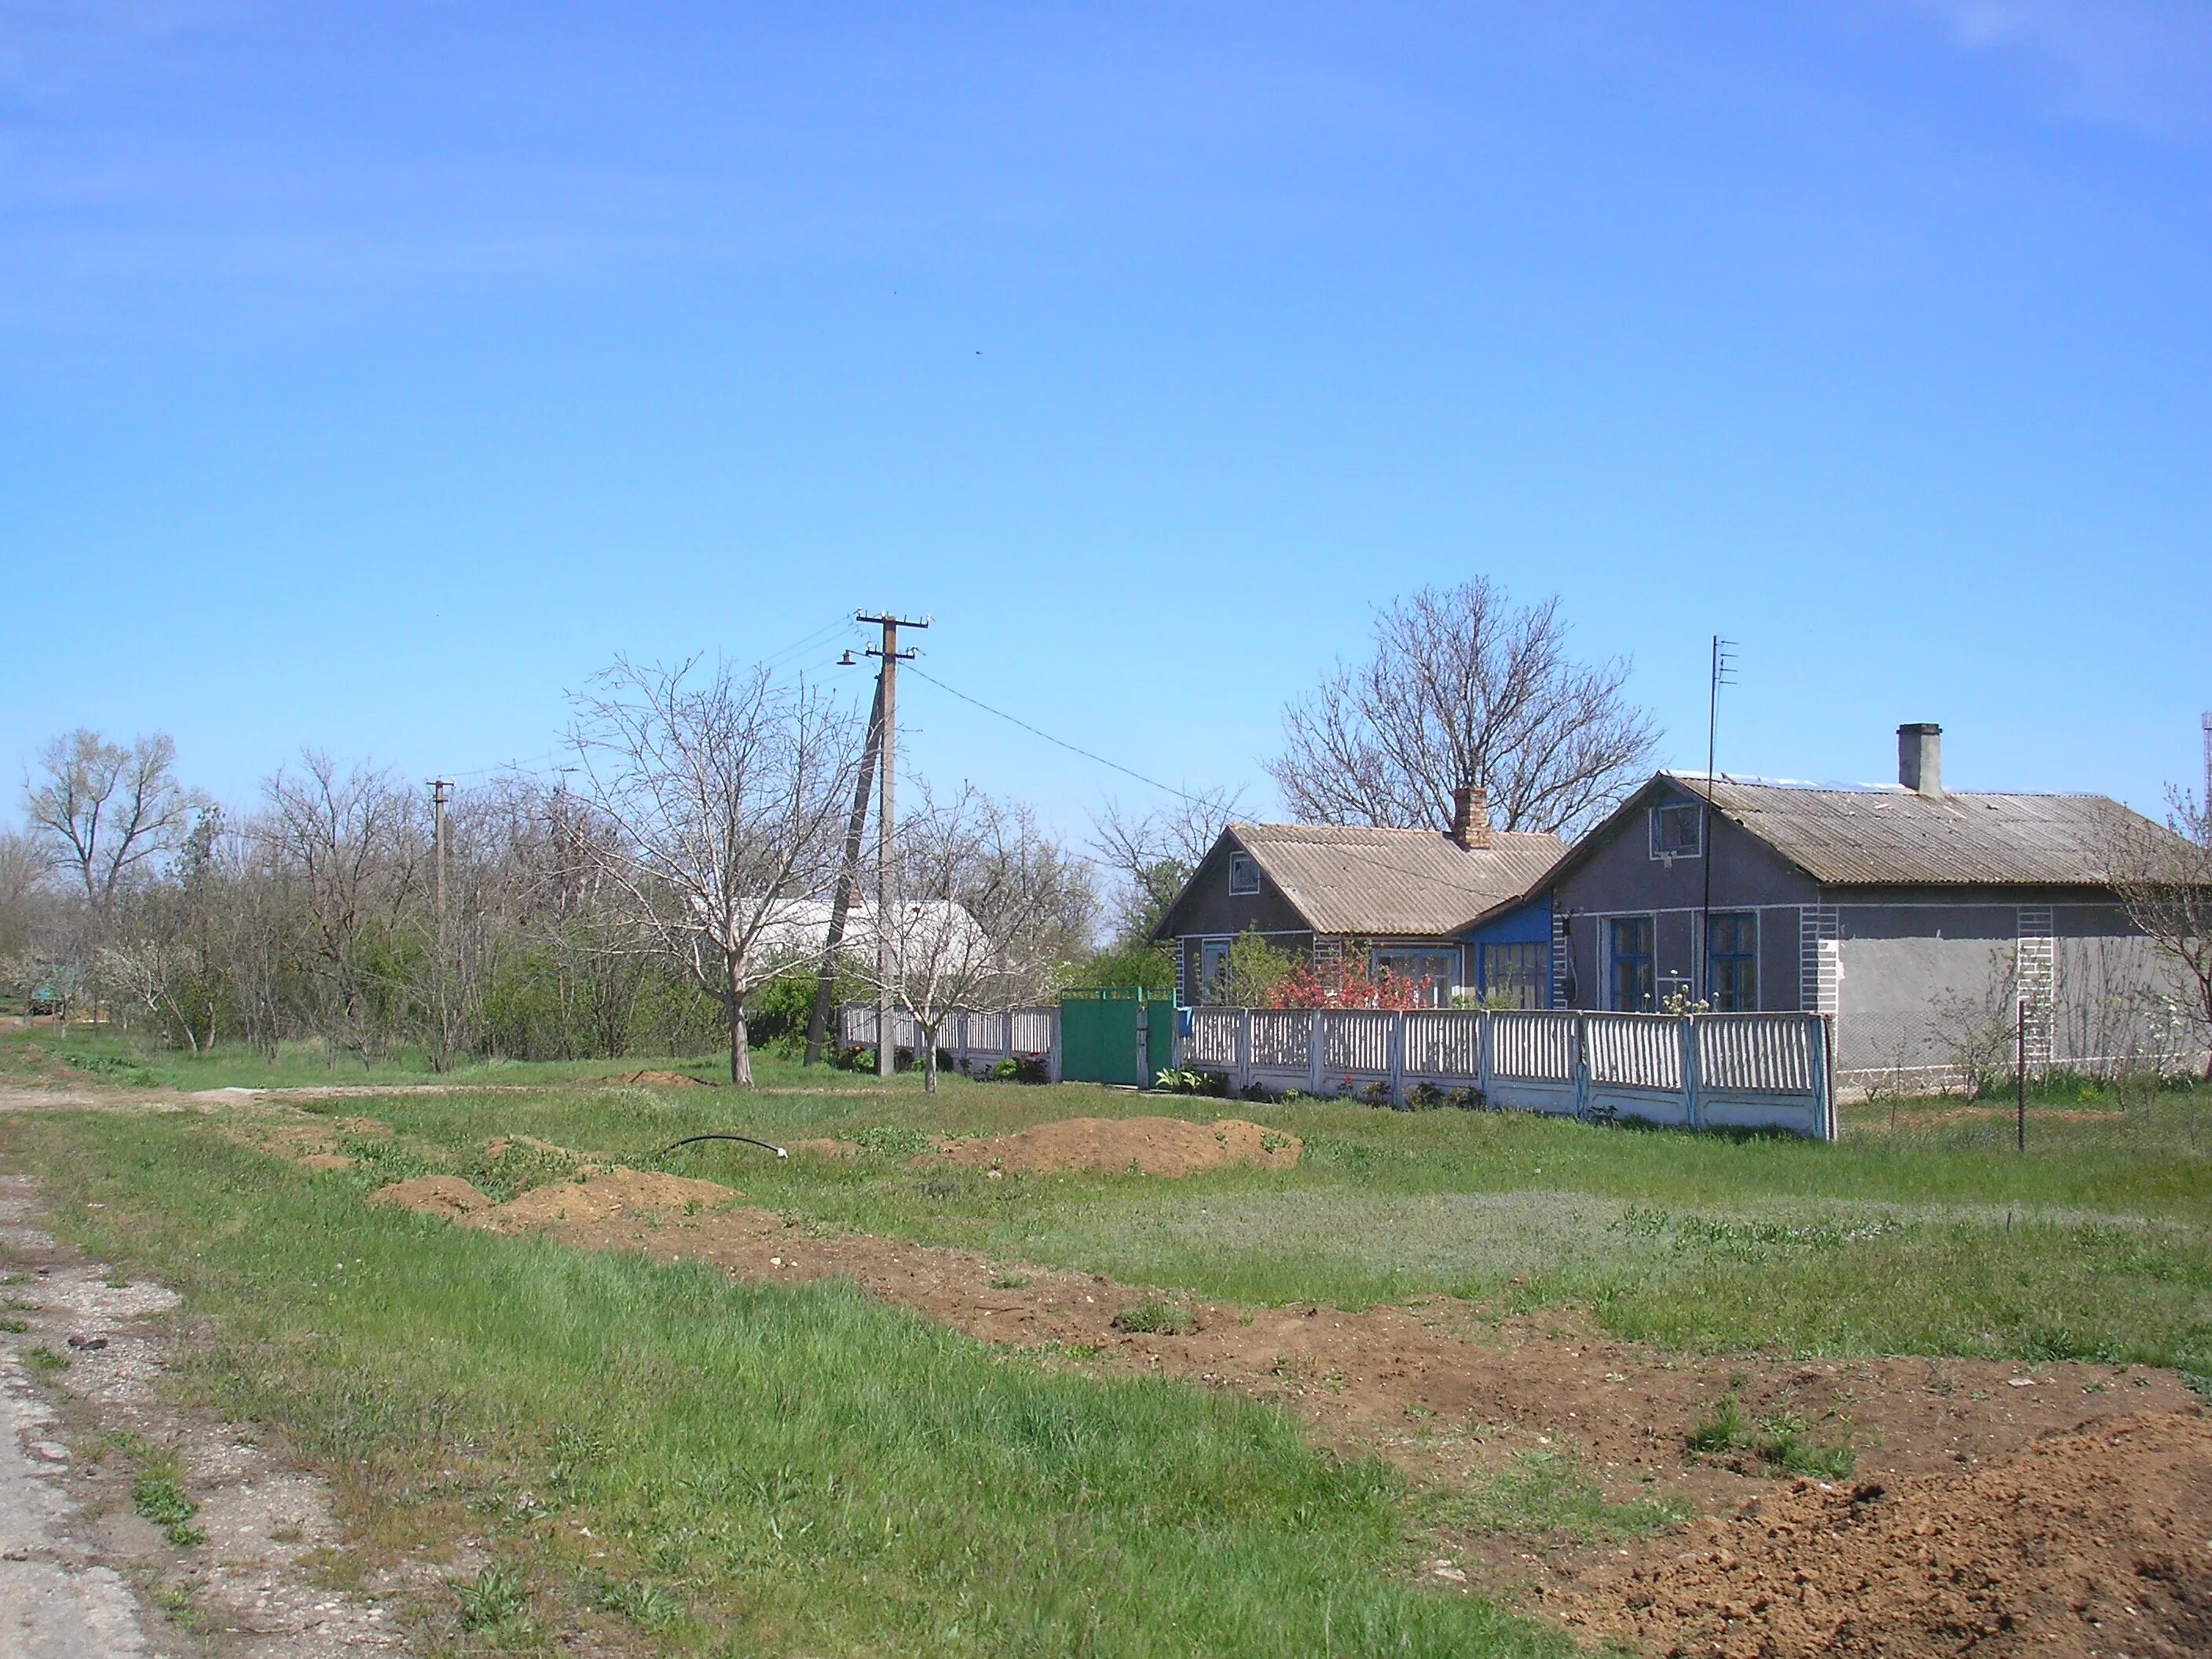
[920,1020,939,1094]
[727,969,754,1087]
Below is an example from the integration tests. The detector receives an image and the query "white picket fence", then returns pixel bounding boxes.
[840,1003,1060,1077]
[840,1000,1837,1139]
[1185,1006,1837,1140]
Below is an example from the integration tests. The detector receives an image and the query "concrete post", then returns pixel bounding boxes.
[1236,1009,1252,1096]
[1388,1012,1405,1108]
[1306,1010,1324,1097]
[1572,1013,1590,1119]
[1679,1014,1701,1129]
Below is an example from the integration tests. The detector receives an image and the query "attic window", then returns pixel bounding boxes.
[1229,853,1260,895]
[1650,801,1702,859]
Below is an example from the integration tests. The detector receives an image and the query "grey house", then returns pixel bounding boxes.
[1155,787,1562,1007]
[1531,723,2200,1085]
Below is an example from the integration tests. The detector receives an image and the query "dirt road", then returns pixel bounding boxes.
[0,1171,413,1657]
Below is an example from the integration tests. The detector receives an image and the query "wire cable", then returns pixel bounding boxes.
[903,663,1208,806]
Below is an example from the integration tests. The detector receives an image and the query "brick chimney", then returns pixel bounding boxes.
[1451,785,1492,849]
[1897,723,1943,796]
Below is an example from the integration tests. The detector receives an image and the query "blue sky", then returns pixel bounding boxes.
[3,2,2208,840]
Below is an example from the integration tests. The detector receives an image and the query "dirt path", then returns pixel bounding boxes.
[0,1173,418,1657]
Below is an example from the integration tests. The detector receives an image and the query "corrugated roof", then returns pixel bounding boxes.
[1683,775,2183,886]
[1231,822,1564,936]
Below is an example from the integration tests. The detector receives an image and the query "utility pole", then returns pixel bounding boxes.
[1700,638,1735,1006]
[804,674,884,1065]
[430,779,453,952]
[858,612,928,1077]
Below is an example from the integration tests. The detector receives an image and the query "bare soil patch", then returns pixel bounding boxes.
[930,1115,1301,1176]
[596,1070,713,1089]
[1561,1411,2212,1657]
[365,1175,490,1221]
[224,1113,394,1170]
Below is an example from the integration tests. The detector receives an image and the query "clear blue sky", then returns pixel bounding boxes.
[4,2,2208,840]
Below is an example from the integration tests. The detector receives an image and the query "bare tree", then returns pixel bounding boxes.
[0,831,53,961]
[861,784,1097,1093]
[1090,786,1243,944]
[2109,789,2212,1078]
[260,753,427,1064]
[1266,580,1658,840]
[568,657,862,1086]
[24,731,195,910]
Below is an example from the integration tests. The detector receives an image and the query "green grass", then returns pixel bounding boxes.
[0,1110,1558,1658]
[249,1061,2210,1377]
[1111,1299,1199,1336]
[9,1024,2206,1372]
[1420,1451,1688,1543]
[1684,1395,1855,1480]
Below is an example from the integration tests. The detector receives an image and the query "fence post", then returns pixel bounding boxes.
[1047,1007,1063,1085]
[1813,1013,1836,1141]
[1478,1010,1494,1104]
[1680,1014,1701,1129]
[1236,1009,1252,1095]
[1572,1013,1590,1119]
[1389,1012,1405,1108]
[1306,1010,1324,1097]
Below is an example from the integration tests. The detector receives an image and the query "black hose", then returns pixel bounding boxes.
[655,1131,789,1160]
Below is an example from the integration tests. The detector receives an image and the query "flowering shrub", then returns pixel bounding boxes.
[1262,959,1433,1011]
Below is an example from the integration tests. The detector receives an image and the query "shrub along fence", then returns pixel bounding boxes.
[1184,1007,1837,1140]
[839,1005,1060,1078]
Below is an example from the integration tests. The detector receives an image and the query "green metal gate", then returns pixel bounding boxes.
[1057,987,1174,1087]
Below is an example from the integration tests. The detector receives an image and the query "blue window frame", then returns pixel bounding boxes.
[1609,917,1655,1011]
[1478,942,1548,1009]
[1229,853,1260,895]
[1706,912,1757,1012]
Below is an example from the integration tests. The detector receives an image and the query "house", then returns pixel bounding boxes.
[1506,723,2202,1086]
[1152,786,1563,1007]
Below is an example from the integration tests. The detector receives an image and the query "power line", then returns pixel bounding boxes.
[904,663,1207,806]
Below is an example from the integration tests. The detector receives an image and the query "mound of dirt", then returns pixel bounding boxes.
[479,1168,738,1230]
[367,1175,493,1220]
[483,1133,602,1169]
[934,1117,1300,1177]
[1563,1411,2212,1658]
[601,1070,713,1089]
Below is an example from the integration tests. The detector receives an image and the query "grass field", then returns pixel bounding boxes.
[2,1024,2208,1654]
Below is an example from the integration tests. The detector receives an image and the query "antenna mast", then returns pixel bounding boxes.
[1700,637,1737,1005]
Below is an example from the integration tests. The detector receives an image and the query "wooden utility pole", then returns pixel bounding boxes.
[804,676,884,1064]
[858,612,927,1077]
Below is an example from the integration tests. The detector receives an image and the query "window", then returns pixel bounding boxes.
[1609,917,1655,1011]
[1229,853,1260,895]
[1479,942,1548,1009]
[1650,801,1702,859]
[1369,946,1458,1008]
[1198,939,1230,1002]
[1706,912,1757,1012]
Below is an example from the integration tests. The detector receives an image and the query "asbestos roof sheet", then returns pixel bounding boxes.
[1688,775,2185,887]
[1232,822,1564,936]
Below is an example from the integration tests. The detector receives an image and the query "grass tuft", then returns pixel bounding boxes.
[1111,1299,1199,1336]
